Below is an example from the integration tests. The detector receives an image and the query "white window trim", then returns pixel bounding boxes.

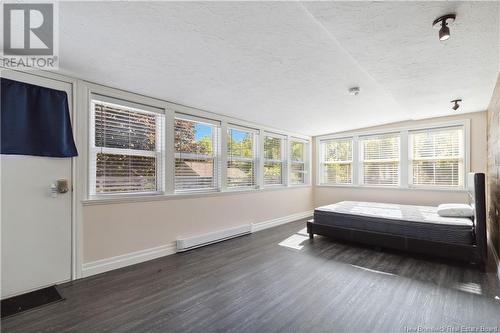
[88,95,166,197]
[407,125,466,190]
[90,93,165,115]
[263,132,287,187]
[226,125,260,191]
[358,132,401,187]
[315,119,470,192]
[289,137,309,186]
[81,82,311,203]
[174,114,221,194]
[318,136,354,186]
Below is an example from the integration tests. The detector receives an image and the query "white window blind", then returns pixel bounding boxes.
[290,140,306,185]
[90,98,164,195]
[174,116,219,192]
[360,133,400,186]
[410,126,464,187]
[227,127,257,188]
[320,138,353,185]
[264,134,285,186]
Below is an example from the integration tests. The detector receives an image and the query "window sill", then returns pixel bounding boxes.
[82,184,312,206]
[263,184,286,188]
[315,184,467,192]
[175,188,219,195]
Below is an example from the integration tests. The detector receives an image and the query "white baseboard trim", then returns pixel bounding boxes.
[251,210,313,233]
[81,210,313,278]
[81,242,176,278]
[487,236,500,282]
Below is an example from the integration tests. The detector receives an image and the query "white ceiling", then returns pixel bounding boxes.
[58,1,499,136]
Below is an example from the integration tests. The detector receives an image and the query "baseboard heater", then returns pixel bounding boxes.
[176,224,252,252]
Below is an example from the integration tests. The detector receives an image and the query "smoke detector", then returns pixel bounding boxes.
[349,87,360,96]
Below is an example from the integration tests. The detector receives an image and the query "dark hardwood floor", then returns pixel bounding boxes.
[3,219,500,332]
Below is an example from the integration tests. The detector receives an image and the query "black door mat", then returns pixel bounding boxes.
[1,286,64,319]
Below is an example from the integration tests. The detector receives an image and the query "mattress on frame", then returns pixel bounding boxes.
[313,201,474,245]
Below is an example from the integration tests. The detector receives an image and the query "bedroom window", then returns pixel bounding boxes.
[359,133,400,186]
[89,97,164,195]
[174,115,219,192]
[319,138,353,185]
[316,121,468,190]
[227,126,257,189]
[409,126,464,187]
[264,134,286,186]
[290,140,307,185]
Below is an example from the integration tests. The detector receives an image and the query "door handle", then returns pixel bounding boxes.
[50,179,69,197]
[56,179,69,193]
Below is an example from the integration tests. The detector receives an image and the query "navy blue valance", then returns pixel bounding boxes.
[1,78,78,157]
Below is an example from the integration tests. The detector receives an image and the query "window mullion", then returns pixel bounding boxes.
[257,129,265,188]
[284,135,290,186]
[164,107,175,195]
[217,123,225,191]
[353,135,359,185]
[400,130,408,188]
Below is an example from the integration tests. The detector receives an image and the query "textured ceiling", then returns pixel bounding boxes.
[58,1,499,136]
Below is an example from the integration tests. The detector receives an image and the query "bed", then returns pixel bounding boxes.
[307,173,487,269]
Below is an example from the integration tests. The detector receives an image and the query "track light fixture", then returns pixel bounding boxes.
[433,14,456,41]
[451,99,462,111]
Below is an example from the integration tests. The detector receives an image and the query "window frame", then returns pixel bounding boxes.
[263,132,287,187]
[408,125,465,189]
[89,94,166,197]
[84,84,311,203]
[173,113,221,193]
[358,132,401,187]
[226,124,259,191]
[318,137,354,186]
[289,138,309,186]
[316,120,470,191]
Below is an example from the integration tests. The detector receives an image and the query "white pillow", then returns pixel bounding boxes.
[437,204,474,217]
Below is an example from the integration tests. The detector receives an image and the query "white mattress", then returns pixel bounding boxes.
[315,201,473,227]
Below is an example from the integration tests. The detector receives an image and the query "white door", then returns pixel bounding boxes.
[1,70,73,299]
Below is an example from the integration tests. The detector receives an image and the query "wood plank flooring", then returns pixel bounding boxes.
[2,219,500,332]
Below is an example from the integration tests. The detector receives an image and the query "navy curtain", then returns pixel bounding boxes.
[1,78,78,157]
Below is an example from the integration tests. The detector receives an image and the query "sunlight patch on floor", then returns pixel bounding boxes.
[279,233,309,250]
[452,282,483,295]
[351,264,396,276]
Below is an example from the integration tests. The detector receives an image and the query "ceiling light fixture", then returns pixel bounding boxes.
[451,99,462,111]
[433,14,456,41]
[349,87,360,96]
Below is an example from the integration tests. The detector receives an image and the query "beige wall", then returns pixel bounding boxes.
[313,111,487,207]
[83,187,313,262]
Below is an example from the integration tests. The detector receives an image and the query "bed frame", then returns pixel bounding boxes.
[307,173,487,269]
